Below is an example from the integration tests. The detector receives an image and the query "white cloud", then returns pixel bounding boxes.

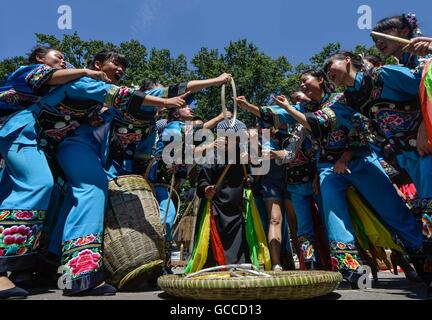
[131,0,162,35]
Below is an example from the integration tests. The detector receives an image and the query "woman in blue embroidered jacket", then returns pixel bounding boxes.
[235,93,322,271]
[273,69,422,288]
[44,49,234,296]
[0,48,189,298]
[0,46,115,299]
[324,51,432,291]
[0,46,110,122]
[372,13,426,71]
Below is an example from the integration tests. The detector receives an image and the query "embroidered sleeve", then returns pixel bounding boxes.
[260,105,296,129]
[104,86,147,122]
[260,106,287,129]
[347,113,372,149]
[0,89,38,109]
[166,82,188,98]
[146,82,191,101]
[305,107,338,142]
[25,65,57,94]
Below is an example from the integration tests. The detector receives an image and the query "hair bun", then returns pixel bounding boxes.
[404,13,422,36]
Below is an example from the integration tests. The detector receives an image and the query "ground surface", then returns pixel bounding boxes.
[24,270,430,300]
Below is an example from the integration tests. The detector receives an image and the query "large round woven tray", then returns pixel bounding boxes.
[104,175,165,290]
[158,270,342,300]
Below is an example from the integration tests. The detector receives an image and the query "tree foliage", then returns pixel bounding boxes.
[0,33,380,125]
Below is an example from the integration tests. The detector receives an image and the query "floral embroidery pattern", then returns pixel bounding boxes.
[421,199,432,239]
[343,254,361,270]
[105,86,147,126]
[115,87,134,110]
[25,64,56,93]
[376,109,419,137]
[321,93,346,108]
[327,128,349,149]
[287,149,309,168]
[0,210,45,222]
[0,89,39,108]
[422,214,432,240]
[66,249,102,277]
[62,233,103,280]
[299,237,316,263]
[0,210,45,257]
[116,131,143,146]
[313,110,332,129]
[329,130,345,143]
[73,234,97,247]
[37,101,104,155]
[421,198,432,214]
[44,121,80,141]
[329,241,361,272]
[62,233,102,252]
[106,86,135,113]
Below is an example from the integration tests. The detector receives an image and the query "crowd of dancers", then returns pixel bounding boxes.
[1,13,432,299]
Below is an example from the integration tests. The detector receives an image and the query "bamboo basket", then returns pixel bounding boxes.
[104,175,165,290]
[158,270,342,300]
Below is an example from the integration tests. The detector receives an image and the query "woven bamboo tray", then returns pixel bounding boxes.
[104,175,165,290]
[158,270,342,300]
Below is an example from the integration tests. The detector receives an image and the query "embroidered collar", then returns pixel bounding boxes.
[300,100,320,112]
[320,94,330,105]
[346,72,363,93]
[400,52,419,69]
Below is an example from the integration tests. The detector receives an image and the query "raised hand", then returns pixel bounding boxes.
[235,96,250,109]
[217,73,232,85]
[204,185,216,199]
[164,91,191,109]
[272,95,290,108]
[402,37,432,57]
[86,69,111,83]
[218,110,232,120]
[270,150,287,161]
[333,158,351,174]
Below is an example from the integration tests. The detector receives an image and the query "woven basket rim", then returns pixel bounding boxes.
[158,271,343,289]
[108,175,156,192]
[158,271,342,300]
[117,259,165,289]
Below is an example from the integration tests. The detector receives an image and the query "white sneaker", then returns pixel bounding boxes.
[272,265,283,272]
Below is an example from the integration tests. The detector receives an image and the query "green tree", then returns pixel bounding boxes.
[309,42,342,69]
[352,44,382,58]
[1,32,387,120]
[0,33,194,87]
[0,56,27,84]
[35,32,116,69]
[191,39,293,126]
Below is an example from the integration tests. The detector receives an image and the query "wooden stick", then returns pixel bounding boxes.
[188,197,200,258]
[241,164,249,181]
[214,164,232,191]
[142,157,158,180]
[172,194,197,238]
[371,32,410,46]
[371,31,432,54]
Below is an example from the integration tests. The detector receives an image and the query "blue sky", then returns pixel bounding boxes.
[1,0,431,66]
